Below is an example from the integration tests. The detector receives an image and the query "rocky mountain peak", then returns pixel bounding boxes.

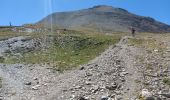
[89,5,128,13]
[38,5,170,33]
[91,5,114,9]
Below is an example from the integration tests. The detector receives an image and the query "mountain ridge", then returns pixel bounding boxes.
[38,5,170,33]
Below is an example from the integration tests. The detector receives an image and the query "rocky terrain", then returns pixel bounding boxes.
[0,36,37,57]
[38,5,170,33]
[0,35,170,100]
[0,35,54,64]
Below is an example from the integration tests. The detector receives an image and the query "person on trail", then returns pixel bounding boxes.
[130,27,136,37]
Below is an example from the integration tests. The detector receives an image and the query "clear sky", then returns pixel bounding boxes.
[0,0,170,26]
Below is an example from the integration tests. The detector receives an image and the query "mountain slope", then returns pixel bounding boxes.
[38,5,170,33]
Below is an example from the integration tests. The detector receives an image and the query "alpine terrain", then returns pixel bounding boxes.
[38,5,170,33]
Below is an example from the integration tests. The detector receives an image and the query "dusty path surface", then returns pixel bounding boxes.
[0,36,170,100]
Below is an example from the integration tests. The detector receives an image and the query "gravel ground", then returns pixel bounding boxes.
[0,36,170,100]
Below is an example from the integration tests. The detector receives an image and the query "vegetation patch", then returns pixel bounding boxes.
[163,77,170,86]
[4,32,121,71]
[128,38,156,48]
[0,56,5,63]
[128,38,166,52]
[0,77,2,88]
[0,31,24,40]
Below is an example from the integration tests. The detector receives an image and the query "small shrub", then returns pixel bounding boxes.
[163,77,170,86]
[0,77,2,88]
[0,56,5,63]
[146,63,154,70]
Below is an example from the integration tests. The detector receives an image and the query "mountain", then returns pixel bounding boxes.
[38,5,170,33]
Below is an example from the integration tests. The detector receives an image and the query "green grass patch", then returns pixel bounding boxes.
[4,33,121,71]
[0,56,5,63]
[163,77,170,86]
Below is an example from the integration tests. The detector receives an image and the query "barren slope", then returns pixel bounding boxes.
[38,5,170,33]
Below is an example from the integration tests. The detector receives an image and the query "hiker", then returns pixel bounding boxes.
[130,27,136,37]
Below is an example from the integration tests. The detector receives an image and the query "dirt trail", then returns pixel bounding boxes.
[0,36,170,100]
[114,37,142,99]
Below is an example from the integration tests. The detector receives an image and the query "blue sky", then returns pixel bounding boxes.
[0,0,170,26]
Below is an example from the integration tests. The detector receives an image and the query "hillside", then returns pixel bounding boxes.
[38,5,170,33]
[1,33,170,100]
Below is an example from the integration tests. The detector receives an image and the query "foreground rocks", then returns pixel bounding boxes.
[0,36,170,100]
[0,36,52,57]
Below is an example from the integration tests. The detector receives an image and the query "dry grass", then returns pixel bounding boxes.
[128,33,168,51]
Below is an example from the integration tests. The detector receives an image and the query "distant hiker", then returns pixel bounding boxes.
[130,27,136,37]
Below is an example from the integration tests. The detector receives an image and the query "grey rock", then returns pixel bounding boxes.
[80,66,85,70]
[120,78,125,82]
[159,93,170,98]
[33,77,38,80]
[115,95,123,100]
[105,84,117,90]
[78,96,88,100]
[0,97,3,100]
[24,82,32,85]
[70,95,75,99]
[85,81,92,85]
[32,85,40,90]
[74,85,82,89]
[85,72,92,77]
[166,50,170,52]
[119,72,128,77]
[101,96,111,100]
[91,85,99,93]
